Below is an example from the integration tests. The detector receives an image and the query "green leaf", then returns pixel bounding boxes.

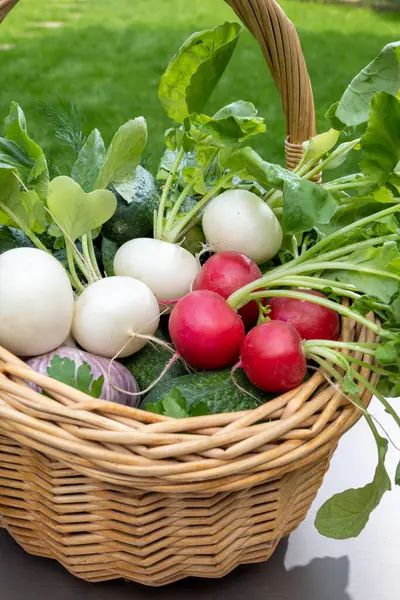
[0,168,46,233]
[47,176,117,241]
[95,117,147,190]
[376,341,399,366]
[0,138,34,178]
[90,375,105,399]
[360,92,400,185]
[20,190,47,233]
[47,355,104,398]
[333,42,400,129]
[71,129,105,192]
[5,102,49,199]
[302,129,340,162]
[324,140,361,171]
[184,102,266,149]
[315,436,391,538]
[282,179,337,236]
[395,461,400,486]
[76,363,104,398]
[159,22,241,123]
[352,295,383,317]
[330,241,400,303]
[316,201,390,237]
[47,356,76,388]
[147,388,190,418]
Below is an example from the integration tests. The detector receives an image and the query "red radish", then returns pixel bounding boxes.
[169,290,245,369]
[239,321,306,392]
[193,251,262,327]
[268,290,340,341]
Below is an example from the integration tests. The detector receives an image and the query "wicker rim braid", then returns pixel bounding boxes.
[0,311,378,493]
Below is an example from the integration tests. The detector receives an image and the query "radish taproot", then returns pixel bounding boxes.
[202,189,283,264]
[239,321,307,392]
[72,276,160,358]
[268,290,340,341]
[0,248,74,357]
[193,251,262,327]
[169,290,245,369]
[113,237,199,302]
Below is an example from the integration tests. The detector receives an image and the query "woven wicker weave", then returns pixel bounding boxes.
[0,0,378,587]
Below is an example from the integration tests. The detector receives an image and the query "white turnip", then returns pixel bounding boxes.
[72,276,160,358]
[113,238,199,302]
[0,248,74,357]
[202,189,283,264]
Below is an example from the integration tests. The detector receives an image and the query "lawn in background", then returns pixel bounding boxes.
[0,0,399,173]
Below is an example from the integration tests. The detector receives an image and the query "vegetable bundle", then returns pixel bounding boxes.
[0,23,399,541]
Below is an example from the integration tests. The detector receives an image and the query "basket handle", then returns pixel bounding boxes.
[224,0,316,169]
[0,0,18,23]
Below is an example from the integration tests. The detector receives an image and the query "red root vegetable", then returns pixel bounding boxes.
[268,290,340,341]
[239,320,307,393]
[193,251,262,327]
[169,290,245,369]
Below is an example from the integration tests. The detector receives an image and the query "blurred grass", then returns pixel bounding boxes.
[0,0,399,172]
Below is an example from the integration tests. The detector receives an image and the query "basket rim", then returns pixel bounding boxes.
[0,311,379,491]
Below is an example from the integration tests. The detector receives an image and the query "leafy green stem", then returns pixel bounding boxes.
[155,147,184,239]
[231,288,388,338]
[167,170,234,243]
[284,204,400,268]
[0,200,49,253]
[81,233,101,279]
[66,240,85,293]
[164,149,217,233]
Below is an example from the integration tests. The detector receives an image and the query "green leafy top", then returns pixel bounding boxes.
[159,22,241,123]
[47,176,117,241]
[95,117,147,190]
[329,42,400,129]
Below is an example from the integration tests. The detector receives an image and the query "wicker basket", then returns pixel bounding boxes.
[0,0,379,587]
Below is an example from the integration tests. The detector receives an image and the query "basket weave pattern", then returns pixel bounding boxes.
[0,0,378,586]
[0,313,378,584]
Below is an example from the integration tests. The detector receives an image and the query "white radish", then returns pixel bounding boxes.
[113,238,199,301]
[0,248,74,357]
[72,276,160,358]
[202,189,283,264]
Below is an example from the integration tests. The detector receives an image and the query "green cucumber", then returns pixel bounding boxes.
[101,237,118,276]
[142,369,272,414]
[124,330,186,391]
[0,226,33,254]
[102,166,159,245]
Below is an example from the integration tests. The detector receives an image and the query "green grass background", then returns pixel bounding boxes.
[0,0,399,173]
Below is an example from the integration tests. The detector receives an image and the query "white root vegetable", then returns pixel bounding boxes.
[72,276,160,358]
[113,238,199,301]
[0,248,74,357]
[202,189,283,264]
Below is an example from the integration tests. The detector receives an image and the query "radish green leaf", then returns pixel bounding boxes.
[330,42,400,129]
[47,176,117,241]
[4,102,49,200]
[315,436,391,538]
[360,92,400,185]
[159,22,241,123]
[95,118,147,190]
[72,129,105,192]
